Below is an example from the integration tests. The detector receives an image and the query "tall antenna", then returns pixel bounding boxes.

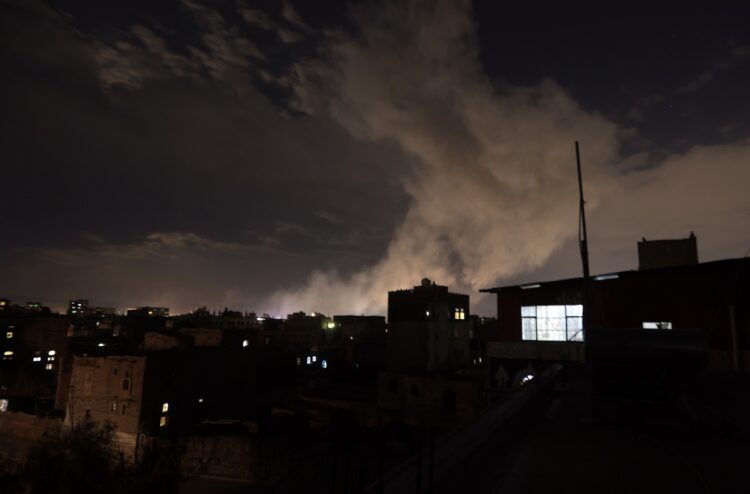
[576,141,591,346]
[576,141,590,280]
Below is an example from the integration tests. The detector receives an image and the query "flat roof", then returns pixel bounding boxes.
[479,256,750,293]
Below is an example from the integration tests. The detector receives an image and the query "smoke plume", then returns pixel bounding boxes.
[268,0,621,315]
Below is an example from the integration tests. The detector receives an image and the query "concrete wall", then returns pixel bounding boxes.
[181,435,292,483]
[65,356,145,452]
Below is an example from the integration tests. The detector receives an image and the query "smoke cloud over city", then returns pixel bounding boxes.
[267,0,750,315]
[1,0,749,316]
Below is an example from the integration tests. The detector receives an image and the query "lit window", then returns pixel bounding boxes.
[306,356,311,365]
[97,343,105,347]
[311,355,317,363]
[159,416,168,427]
[425,310,431,317]
[521,305,583,341]
[162,402,169,413]
[0,399,8,412]
[296,357,301,366]
[242,339,249,347]
[349,336,354,341]
[111,401,117,412]
[321,359,327,369]
[5,332,12,339]
[45,363,54,370]
[326,321,336,329]
[642,322,673,330]
[198,398,204,403]
[3,351,13,360]
[48,350,56,356]
[454,308,466,320]
[521,374,535,385]
[33,356,42,362]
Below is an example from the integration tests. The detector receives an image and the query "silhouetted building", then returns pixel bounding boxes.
[68,299,88,316]
[482,256,750,372]
[127,306,169,317]
[387,279,471,372]
[0,315,69,413]
[638,231,698,270]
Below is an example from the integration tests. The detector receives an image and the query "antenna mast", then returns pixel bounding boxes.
[576,141,591,346]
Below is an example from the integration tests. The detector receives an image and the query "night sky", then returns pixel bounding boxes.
[2,0,749,316]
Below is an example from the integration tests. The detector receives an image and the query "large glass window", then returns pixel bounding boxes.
[521,305,583,341]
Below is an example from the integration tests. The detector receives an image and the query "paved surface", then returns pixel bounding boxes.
[438,373,749,494]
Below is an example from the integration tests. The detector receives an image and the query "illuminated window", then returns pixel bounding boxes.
[521,305,583,341]
[425,310,431,317]
[311,355,317,363]
[5,332,12,339]
[48,350,56,356]
[326,321,335,329]
[45,363,53,370]
[162,402,169,413]
[454,308,466,320]
[521,374,535,385]
[242,339,249,347]
[159,416,168,427]
[2,351,13,360]
[642,322,672,330]
[0,399,8,412]
[296,357,301,366]
[321,359,327,369]
[306,356,311,365]
[33,356,42,362]
[111,401,117,412]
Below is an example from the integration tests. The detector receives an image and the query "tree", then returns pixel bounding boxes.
[23,420,120,494]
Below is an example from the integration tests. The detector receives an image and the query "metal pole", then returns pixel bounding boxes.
[576,142,591,355]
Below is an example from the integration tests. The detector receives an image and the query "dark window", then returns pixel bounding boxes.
[113,368,118,376]
[443,390,456,412]
[121,403,127,415]
[122,378,130,391]
[389,379,398,394]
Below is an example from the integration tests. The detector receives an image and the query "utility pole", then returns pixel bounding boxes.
[576,142,591,354]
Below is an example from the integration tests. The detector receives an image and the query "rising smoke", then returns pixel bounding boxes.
[267,0,621,315]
